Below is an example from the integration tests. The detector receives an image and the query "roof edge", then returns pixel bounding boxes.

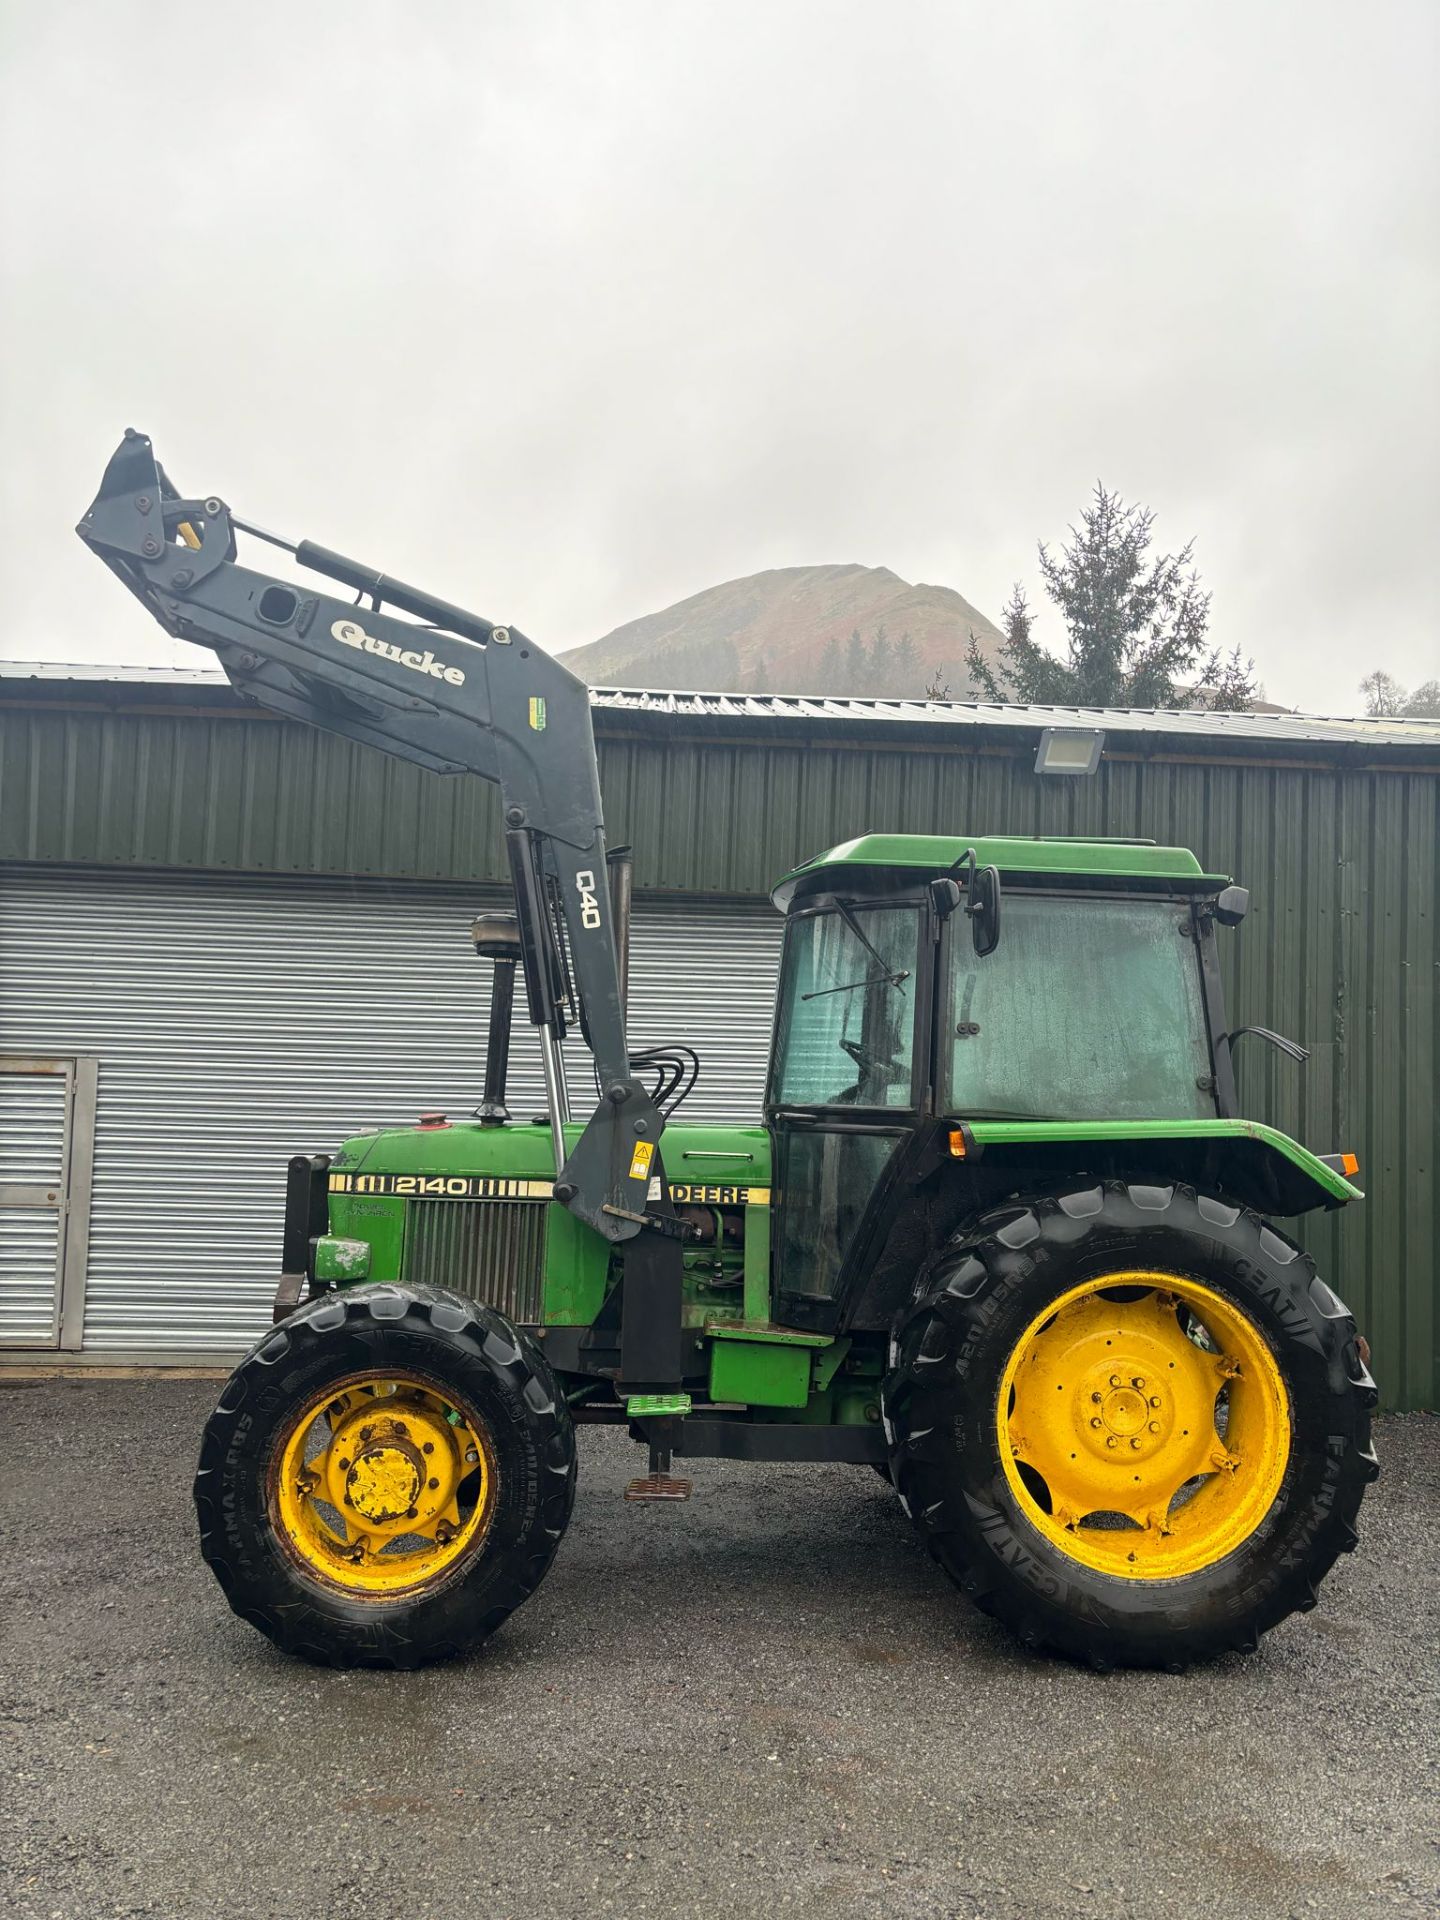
[2,662,1437,752]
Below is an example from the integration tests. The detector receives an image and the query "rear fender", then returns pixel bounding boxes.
[962,1119,1362,1218]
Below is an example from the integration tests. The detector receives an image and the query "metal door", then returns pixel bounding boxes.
[0,1056,96,1347]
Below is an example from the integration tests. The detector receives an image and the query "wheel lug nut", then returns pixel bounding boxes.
[1149,1396,1161,1409]
[422,1441,434,1455]
[1132,1377,1145,1390]
[1148,1421,1160,1434]
[465,1449,478,1464]
[1130,1438,1142,1450]
[1091,1392,1102,1404]
[1090,1417,1102,1429]
[405,1506,418,1520]
[1109,1375,1121,1388]
[427,1477,439,1490]
[1106,1437,1117,1449]
[337,1457,350,1471]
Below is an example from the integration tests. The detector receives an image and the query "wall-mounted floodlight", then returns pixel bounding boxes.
[1034,726,1105,776]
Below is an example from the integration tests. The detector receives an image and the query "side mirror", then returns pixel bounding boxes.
[1214,885,1250,928]
[968,864,1002,957]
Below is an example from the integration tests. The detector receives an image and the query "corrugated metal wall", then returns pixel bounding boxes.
[0,702,1434,1405]
[0,868,781,1355]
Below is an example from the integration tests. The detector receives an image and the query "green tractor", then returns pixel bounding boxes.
[79,433,1378,1671]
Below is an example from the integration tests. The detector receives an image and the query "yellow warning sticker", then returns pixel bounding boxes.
[628,1140,655,1182]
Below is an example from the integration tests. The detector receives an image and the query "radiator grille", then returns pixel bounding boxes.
[405,1199,548,1325]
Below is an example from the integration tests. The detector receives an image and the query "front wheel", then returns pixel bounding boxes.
[882,1181,1378,1669]
[194,1283,576,1667]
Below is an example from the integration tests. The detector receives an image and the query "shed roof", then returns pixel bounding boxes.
[3,660,1436,756]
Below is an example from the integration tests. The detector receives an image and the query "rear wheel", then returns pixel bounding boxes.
[882,1180,1378,1668]
[194,1283,575,1667]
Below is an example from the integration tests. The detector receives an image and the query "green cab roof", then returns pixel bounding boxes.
[772,832,1231,908]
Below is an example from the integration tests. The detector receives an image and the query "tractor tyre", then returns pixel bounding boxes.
[881,1180,1378,1669]
[194,1282,576,1668]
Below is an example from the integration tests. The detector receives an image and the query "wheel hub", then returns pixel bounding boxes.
[273,1374,497,1594]
[1100,1384,1147,1435]
[325,1403,461,1535]
[1076,1362,1174,1465]
[346,1433,425,1523]
[1000,1273,1292,1579]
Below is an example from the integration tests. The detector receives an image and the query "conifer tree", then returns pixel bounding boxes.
[965,484,1251,709]
[844,627,869,693]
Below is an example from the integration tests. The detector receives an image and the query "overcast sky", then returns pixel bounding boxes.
[2,1,1435,711]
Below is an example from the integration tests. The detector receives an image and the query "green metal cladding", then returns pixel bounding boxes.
[0,695,1434,1407]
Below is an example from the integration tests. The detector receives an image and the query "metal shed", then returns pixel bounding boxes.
[1,665,1435,1407]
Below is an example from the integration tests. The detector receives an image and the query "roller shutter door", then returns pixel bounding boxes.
[0,867,782,1357]
[0,1066,66,1343]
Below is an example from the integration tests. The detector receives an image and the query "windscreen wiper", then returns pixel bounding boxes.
[836,900,895,972]
[801,970,909,1002]
[801,900,911,1000]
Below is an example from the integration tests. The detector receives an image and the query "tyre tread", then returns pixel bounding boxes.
[194,1281,576,1669]
[880,1178,1375,1668]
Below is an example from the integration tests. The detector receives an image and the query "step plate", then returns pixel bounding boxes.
[624,1473,693,1503]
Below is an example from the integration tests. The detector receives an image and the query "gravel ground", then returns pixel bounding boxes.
[1,1380,1436,1920]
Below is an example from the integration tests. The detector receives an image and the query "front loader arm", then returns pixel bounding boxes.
[76,429,661,1246]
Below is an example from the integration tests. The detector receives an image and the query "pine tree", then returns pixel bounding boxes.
[817,634,843,692]
[1191,642,1261,712]
[968,589,1033,696]
[893,631,921,694]
[966,484,1235,708]
[844,627,869,694]
[868,625,894,694]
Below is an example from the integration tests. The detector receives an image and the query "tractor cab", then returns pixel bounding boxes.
[766,834,1255,1325]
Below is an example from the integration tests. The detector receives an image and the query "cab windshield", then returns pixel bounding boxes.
[944,893,1214,1120]
[770,904,920,1109]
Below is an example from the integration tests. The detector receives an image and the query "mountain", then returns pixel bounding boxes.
[558,564,1004,698]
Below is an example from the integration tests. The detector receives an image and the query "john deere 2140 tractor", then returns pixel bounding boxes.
[79,433,1378,1671]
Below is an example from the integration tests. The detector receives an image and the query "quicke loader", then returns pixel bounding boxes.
[78,432,1378,1671]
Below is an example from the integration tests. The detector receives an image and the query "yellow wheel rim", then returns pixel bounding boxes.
[997,1272,1291,1580]
[272,1371,496,1595]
